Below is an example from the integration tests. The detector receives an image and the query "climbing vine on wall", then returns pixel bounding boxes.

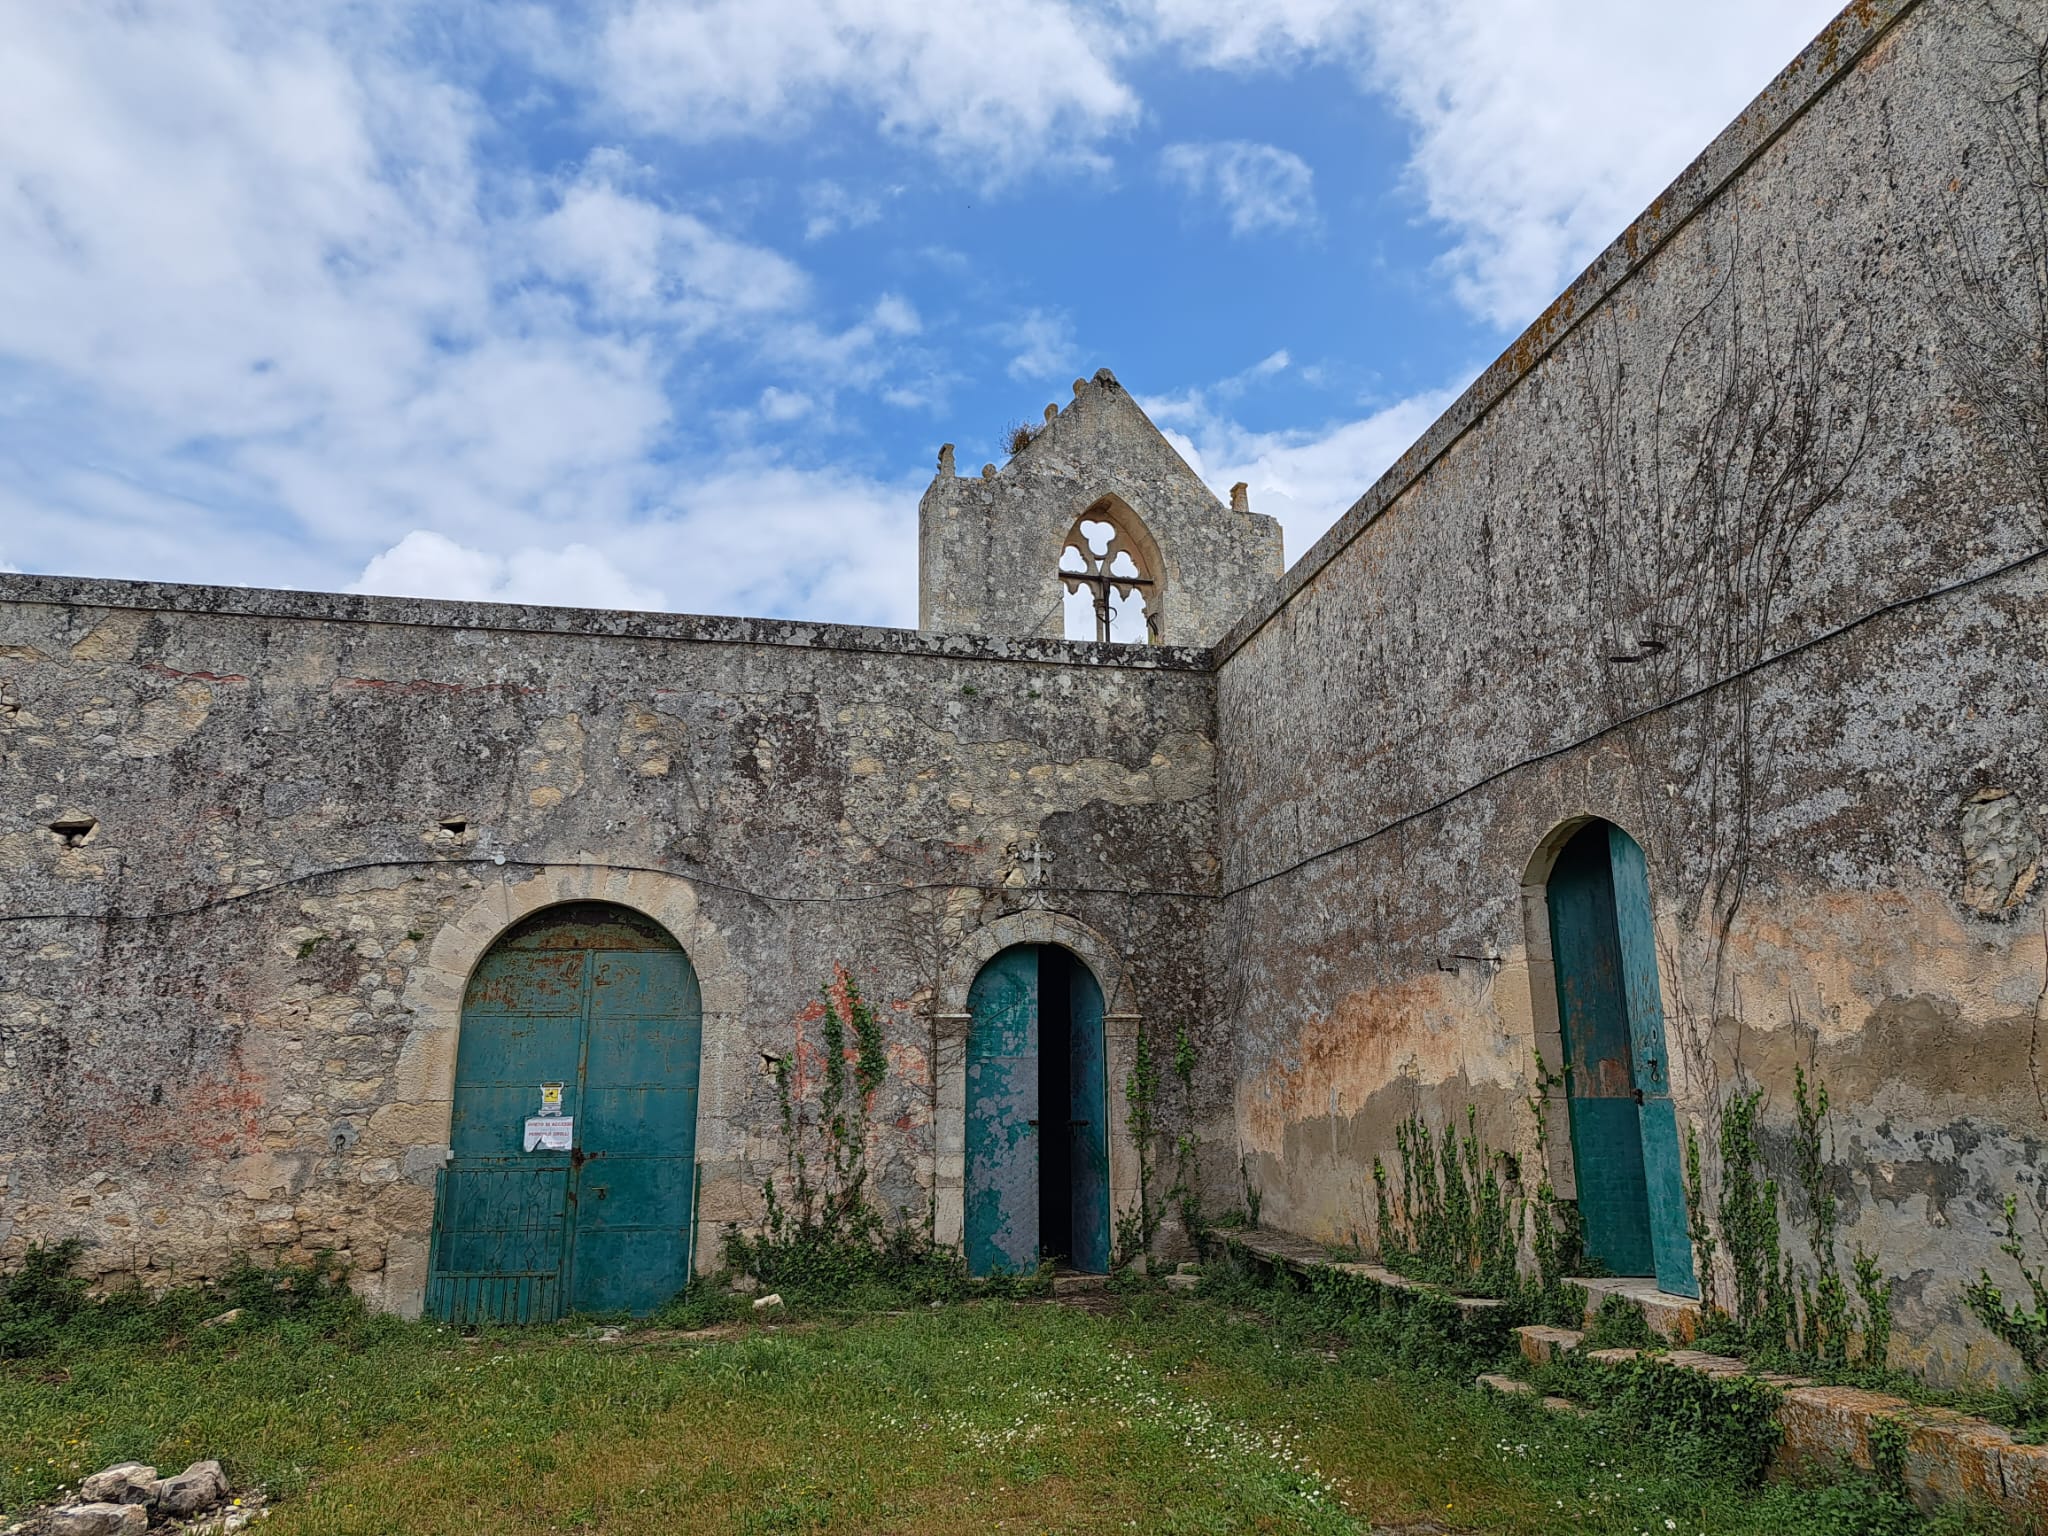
[1700,1068,1892,1370]
[1370,1098,1580,1326]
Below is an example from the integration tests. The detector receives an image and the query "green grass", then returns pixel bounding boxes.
[0,1285,2007,1535]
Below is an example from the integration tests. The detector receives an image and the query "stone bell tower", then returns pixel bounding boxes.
[917,368,1284,648]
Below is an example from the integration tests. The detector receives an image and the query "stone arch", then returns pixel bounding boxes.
[1060,492,1167,643]
[929,908,1141,1252]
[379,864,747,1316]
[934,907,1131,1018]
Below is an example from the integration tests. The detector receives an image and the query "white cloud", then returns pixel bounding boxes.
[1159,141,1318,234]
[0,0,939,618]
[529,153,809,325]
[801,180,890,241]
[998,310,1080,384]
[1353,0,1842,328]
[1129,0,1841,326]
[587,0,1137,179]
[1145,373,1468,556]
[1126,0,1372,67]
[758,387,815,422]
[352,531,668,611]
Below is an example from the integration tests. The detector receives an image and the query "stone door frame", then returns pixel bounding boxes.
[927,909,1140,1259]
[385,864,747,1317]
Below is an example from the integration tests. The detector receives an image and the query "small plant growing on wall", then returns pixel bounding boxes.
[727,969,960,1301]
[1966,1194,2048,1375]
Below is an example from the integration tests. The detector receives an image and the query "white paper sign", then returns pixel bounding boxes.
[524,1115,573,1152]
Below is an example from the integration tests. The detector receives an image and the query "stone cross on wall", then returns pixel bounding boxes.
[1014,839,1053,907]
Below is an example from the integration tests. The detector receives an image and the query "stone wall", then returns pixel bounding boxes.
[1214,0,2048,1381]
[919,369,1284,648]
[0,578,1225,1313]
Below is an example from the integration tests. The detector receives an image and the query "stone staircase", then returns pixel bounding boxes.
[1225,1227,2048,1524]
[1502,1320,2048,1521]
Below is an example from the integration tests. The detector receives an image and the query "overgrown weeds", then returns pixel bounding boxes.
[0,1240,369,1360]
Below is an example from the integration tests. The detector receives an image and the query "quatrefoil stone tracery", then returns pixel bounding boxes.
[1060,512,1156,643]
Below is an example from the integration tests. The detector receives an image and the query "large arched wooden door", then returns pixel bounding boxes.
[964,944,1110,1276]
[1546,823,1696,1297]
[428,902,702,1322]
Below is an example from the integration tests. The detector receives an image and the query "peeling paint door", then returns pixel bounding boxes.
[1607,827,1699,1298]
[570,945,702,1313]
[429,903,701,1322]
[1548,826,1656,1278]
[1066,958,1111,1274]
[1547,823,1696,1294]
[966,945,1040,1277]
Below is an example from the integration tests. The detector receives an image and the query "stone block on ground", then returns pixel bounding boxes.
[153,1459,227,1518]
[1572,1277,1701,1342]
[1516,1325,1582,1366]
[79,1465,155,1505]
[48,1505,148,1536]
[1541,1395,1588,1416]
[1476,1373,1534,1395]
[752,1293,784,1312]
[1162,1272,1198,1292]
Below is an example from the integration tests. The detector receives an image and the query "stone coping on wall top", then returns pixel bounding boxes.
[1210,0,1920,665]
[0,571,1214,673]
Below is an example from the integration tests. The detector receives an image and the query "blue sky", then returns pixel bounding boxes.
[0,0,1842,628]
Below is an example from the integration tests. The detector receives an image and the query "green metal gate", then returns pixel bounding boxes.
[428,903,702,1322]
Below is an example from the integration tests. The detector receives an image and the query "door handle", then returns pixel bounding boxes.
[1632,1089,1646,1106]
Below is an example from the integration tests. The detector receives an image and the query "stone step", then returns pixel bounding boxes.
[1476,1372,1534,1396]
[1570,1343,2048,1522]
[1227,1233,1506,1316]
[1051,1272,1107,1296]
[1515,1324,1583,1366]
[1570,1275,1703,1342]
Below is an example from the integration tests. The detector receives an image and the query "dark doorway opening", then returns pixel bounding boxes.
[963,943,1110,1276]
[1038,946,1078,1264]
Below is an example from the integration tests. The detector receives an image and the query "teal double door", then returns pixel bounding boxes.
[1546,822,1697,1297]
[965,944,1111,1277]
[428,903,702,1322]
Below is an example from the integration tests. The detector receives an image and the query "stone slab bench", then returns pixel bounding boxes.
[1227,1230,1503,1316]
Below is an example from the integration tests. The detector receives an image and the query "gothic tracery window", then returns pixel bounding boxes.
[1060,498,1162,644]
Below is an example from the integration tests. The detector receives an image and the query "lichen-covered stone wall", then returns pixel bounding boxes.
[1214,0,2048,1381]
[0,579,1225,1314]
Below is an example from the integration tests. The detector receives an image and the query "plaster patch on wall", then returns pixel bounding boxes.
[1959,789,2041,919]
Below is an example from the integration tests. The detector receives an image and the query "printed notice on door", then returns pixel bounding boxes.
[524,1116,574,1152]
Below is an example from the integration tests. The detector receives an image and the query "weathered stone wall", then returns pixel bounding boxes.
[1215,0,2048,1380]
[0,578,1226,1313]
[919,369,1284,648]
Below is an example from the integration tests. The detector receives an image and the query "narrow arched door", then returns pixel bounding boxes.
[428,902,702,1322]
[1546,823,1697,1297]
[964,944,1110,1277]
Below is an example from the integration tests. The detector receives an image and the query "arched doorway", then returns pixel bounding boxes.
[964,944,1111,1276]
[1544,821,1697,1297]
[427,902,703,1322]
